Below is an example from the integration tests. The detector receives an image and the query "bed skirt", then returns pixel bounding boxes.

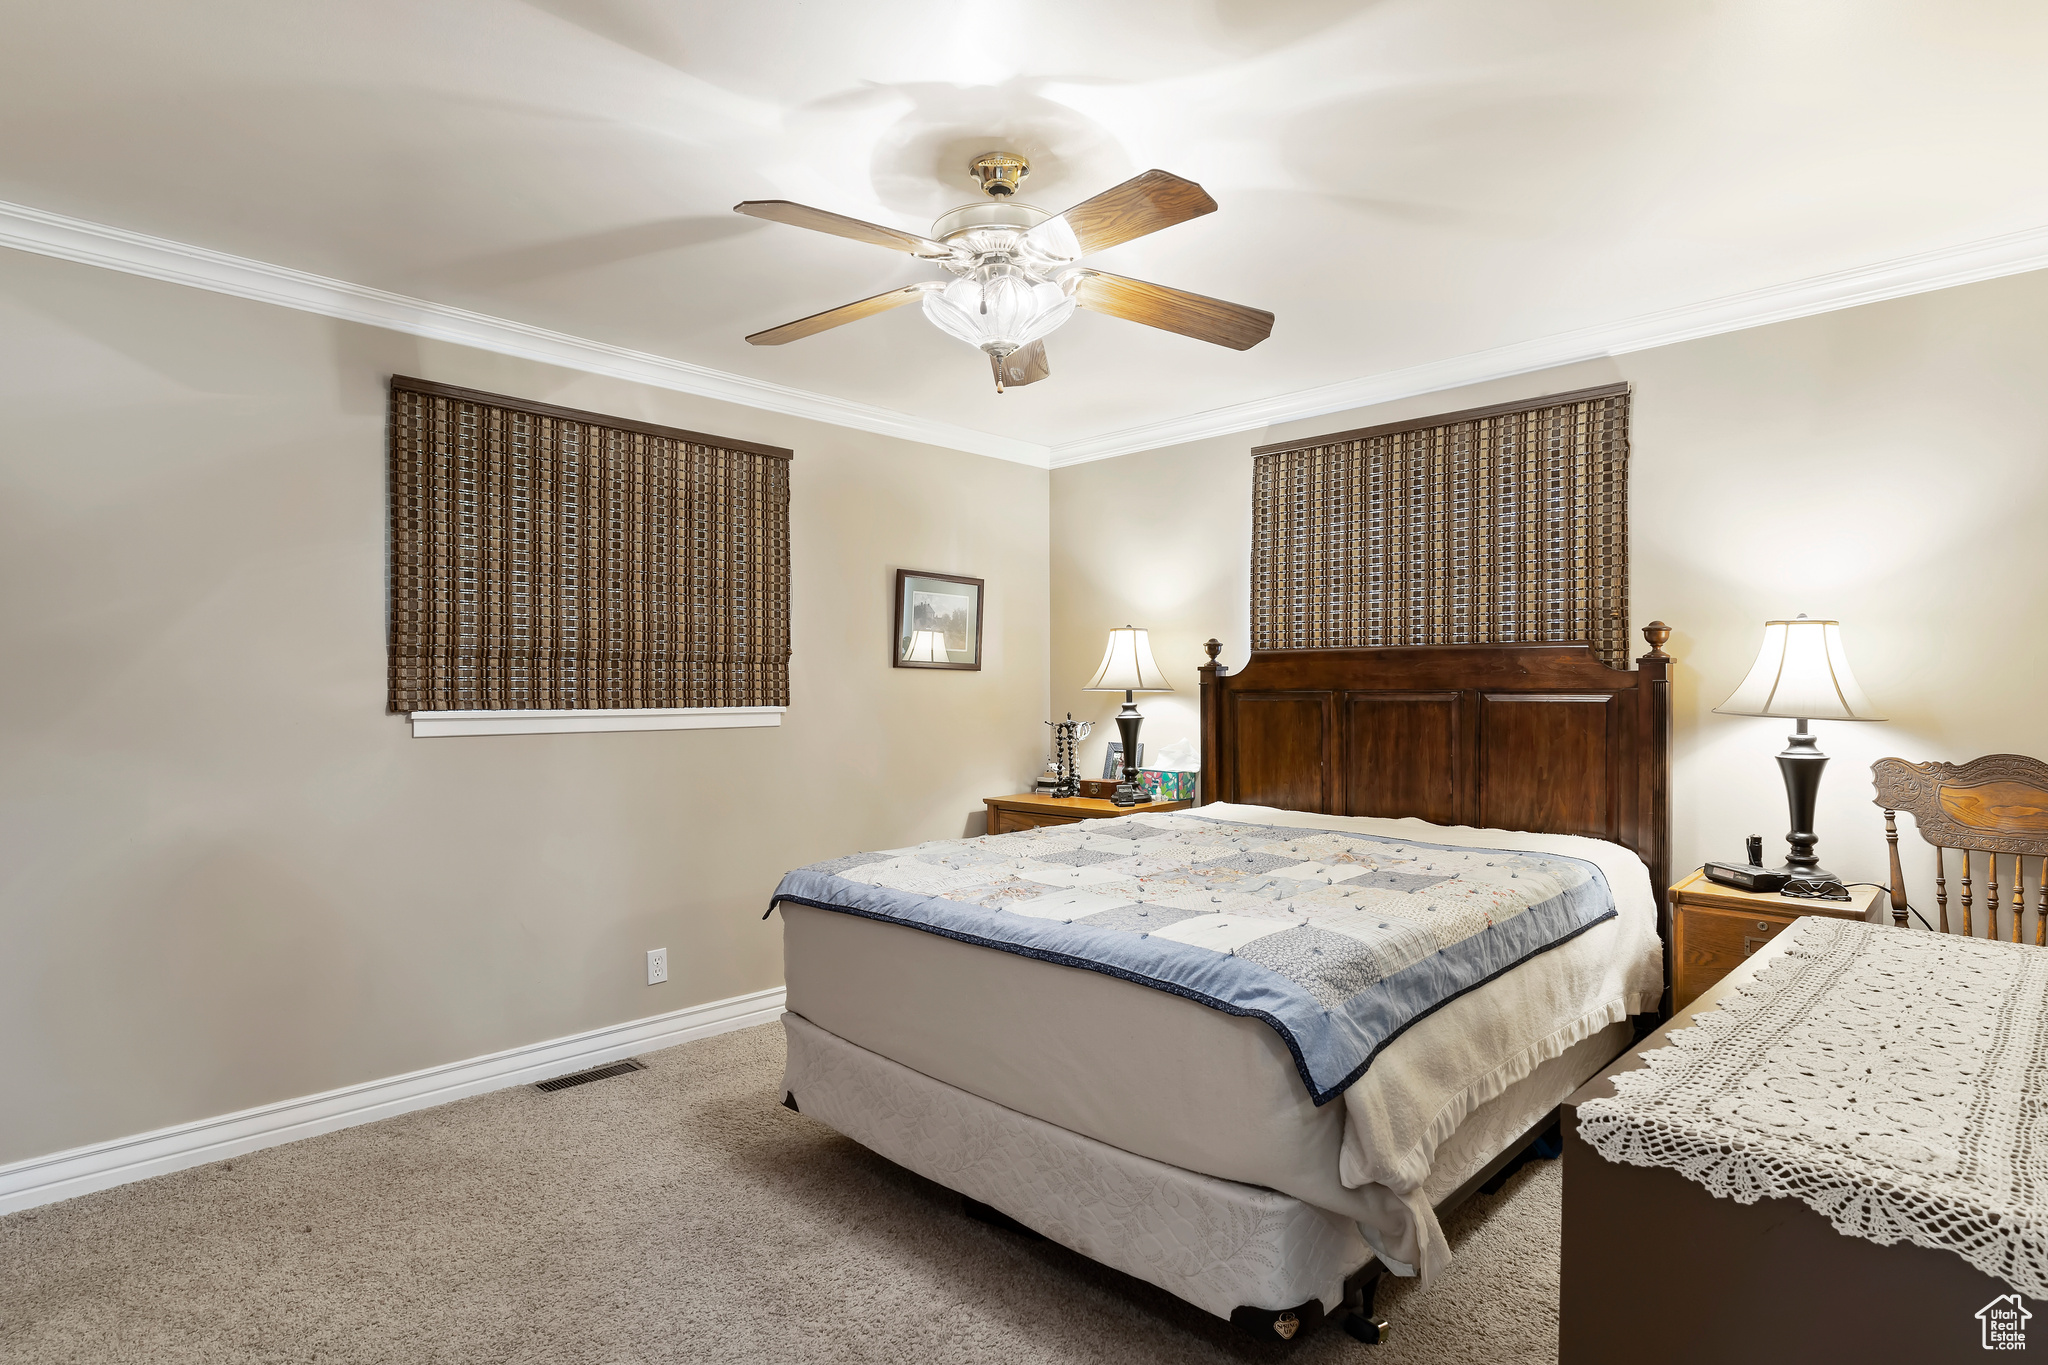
[781,1011,1372,1320]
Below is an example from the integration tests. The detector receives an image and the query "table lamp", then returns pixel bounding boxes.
[1713,615,1885,883]
[902,629,948,663]
[1084,626,1173,807]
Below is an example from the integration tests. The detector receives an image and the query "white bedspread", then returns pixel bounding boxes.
[1200,805,1664,1278]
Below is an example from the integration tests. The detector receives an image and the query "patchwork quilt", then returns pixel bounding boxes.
[769,810,1617,1105]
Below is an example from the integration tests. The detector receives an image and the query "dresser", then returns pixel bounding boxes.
[1563,928,2047,1363]
[983,793,1194,834]
[1669,868,1884,1011]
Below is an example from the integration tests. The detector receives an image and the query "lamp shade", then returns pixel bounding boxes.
[1714,616,1885,721]
[902,629,949,663]
[1084,626,1173,693]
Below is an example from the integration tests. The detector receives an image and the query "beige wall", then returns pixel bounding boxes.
[11,239,2048,1169]
[0,248,1048,1164]
[1053,268,2048,907]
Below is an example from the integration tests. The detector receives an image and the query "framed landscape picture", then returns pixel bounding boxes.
[893,568,983,670]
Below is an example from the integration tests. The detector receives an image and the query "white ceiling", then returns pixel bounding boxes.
[4,0,2047,455]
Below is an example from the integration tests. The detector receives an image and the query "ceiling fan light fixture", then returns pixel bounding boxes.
[921,271,1074,360]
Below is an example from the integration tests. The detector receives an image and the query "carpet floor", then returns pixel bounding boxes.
[0,1022,1561,1364]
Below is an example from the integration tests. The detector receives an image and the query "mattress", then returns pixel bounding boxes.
[780,805,1658,1279]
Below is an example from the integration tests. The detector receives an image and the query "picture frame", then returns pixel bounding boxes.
[893,568,984,670]
[1102,742,1144,779]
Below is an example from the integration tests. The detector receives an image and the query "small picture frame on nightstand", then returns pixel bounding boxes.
[1102,742,1143,779]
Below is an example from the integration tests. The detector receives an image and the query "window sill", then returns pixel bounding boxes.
[408,707,785,738]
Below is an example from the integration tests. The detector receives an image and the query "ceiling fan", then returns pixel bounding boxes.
[735,152,1274,392]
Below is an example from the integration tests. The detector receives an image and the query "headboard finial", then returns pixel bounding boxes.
[1199,638,1226,679]
[1641,621,1672,660]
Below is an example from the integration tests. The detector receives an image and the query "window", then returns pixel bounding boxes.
[387,377,791,736]
[1250,383,1631,667]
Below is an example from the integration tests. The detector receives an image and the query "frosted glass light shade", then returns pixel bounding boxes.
[921,273,1074,359]
[902,629,949,663]
[1084,627,1173,693]
[1714,616,1885,721]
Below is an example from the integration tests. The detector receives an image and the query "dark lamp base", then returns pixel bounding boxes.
[1110,693,1151,809]
[1770,721,1838,892]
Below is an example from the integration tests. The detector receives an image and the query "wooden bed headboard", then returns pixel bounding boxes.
[1197,625,1673,902]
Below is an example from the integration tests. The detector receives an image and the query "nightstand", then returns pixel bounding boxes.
[1669,867,1885,1010]
[983,793,1195,835]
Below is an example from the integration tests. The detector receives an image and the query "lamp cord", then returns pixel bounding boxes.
[1838,882,1937,933]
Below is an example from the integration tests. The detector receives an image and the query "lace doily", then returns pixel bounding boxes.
[1578,916,2048,1297]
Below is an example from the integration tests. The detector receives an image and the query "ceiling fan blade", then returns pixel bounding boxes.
[733,200,959,260]
[1025,170,1218,262]
[1070,270,1273,350]
[745,283,938,346]
[991,340,1050,392]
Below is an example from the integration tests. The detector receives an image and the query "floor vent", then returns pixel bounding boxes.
[534,1058,646,1093]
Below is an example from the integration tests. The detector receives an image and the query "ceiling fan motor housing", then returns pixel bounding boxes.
[929,200,1048,245]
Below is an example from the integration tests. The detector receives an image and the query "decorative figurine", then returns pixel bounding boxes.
[1043,714,1094,797]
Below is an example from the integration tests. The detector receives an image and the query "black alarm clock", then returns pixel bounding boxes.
[1703,861,1791,893]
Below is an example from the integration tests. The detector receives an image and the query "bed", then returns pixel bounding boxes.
[772,633,1672,1345]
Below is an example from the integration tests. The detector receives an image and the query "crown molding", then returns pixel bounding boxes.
[5,197,2045,474]
[0,199,1051,469]
[1047,221,2048,467]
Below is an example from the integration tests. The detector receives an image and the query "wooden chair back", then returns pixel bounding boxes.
[1872,754,2048,940]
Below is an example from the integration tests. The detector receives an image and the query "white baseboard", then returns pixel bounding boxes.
[0,986,786,1217]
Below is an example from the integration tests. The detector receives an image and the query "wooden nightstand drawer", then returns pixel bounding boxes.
[989,808,1080,834]
[1676,905,1791,998]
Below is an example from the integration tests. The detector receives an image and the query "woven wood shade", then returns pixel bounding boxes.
[1250,383,1631,666]
[388,377,791,712]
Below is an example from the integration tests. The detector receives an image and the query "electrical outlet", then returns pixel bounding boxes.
[646,947,668,985]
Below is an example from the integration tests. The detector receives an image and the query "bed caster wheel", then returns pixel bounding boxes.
[1340,1312,1390,1345]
